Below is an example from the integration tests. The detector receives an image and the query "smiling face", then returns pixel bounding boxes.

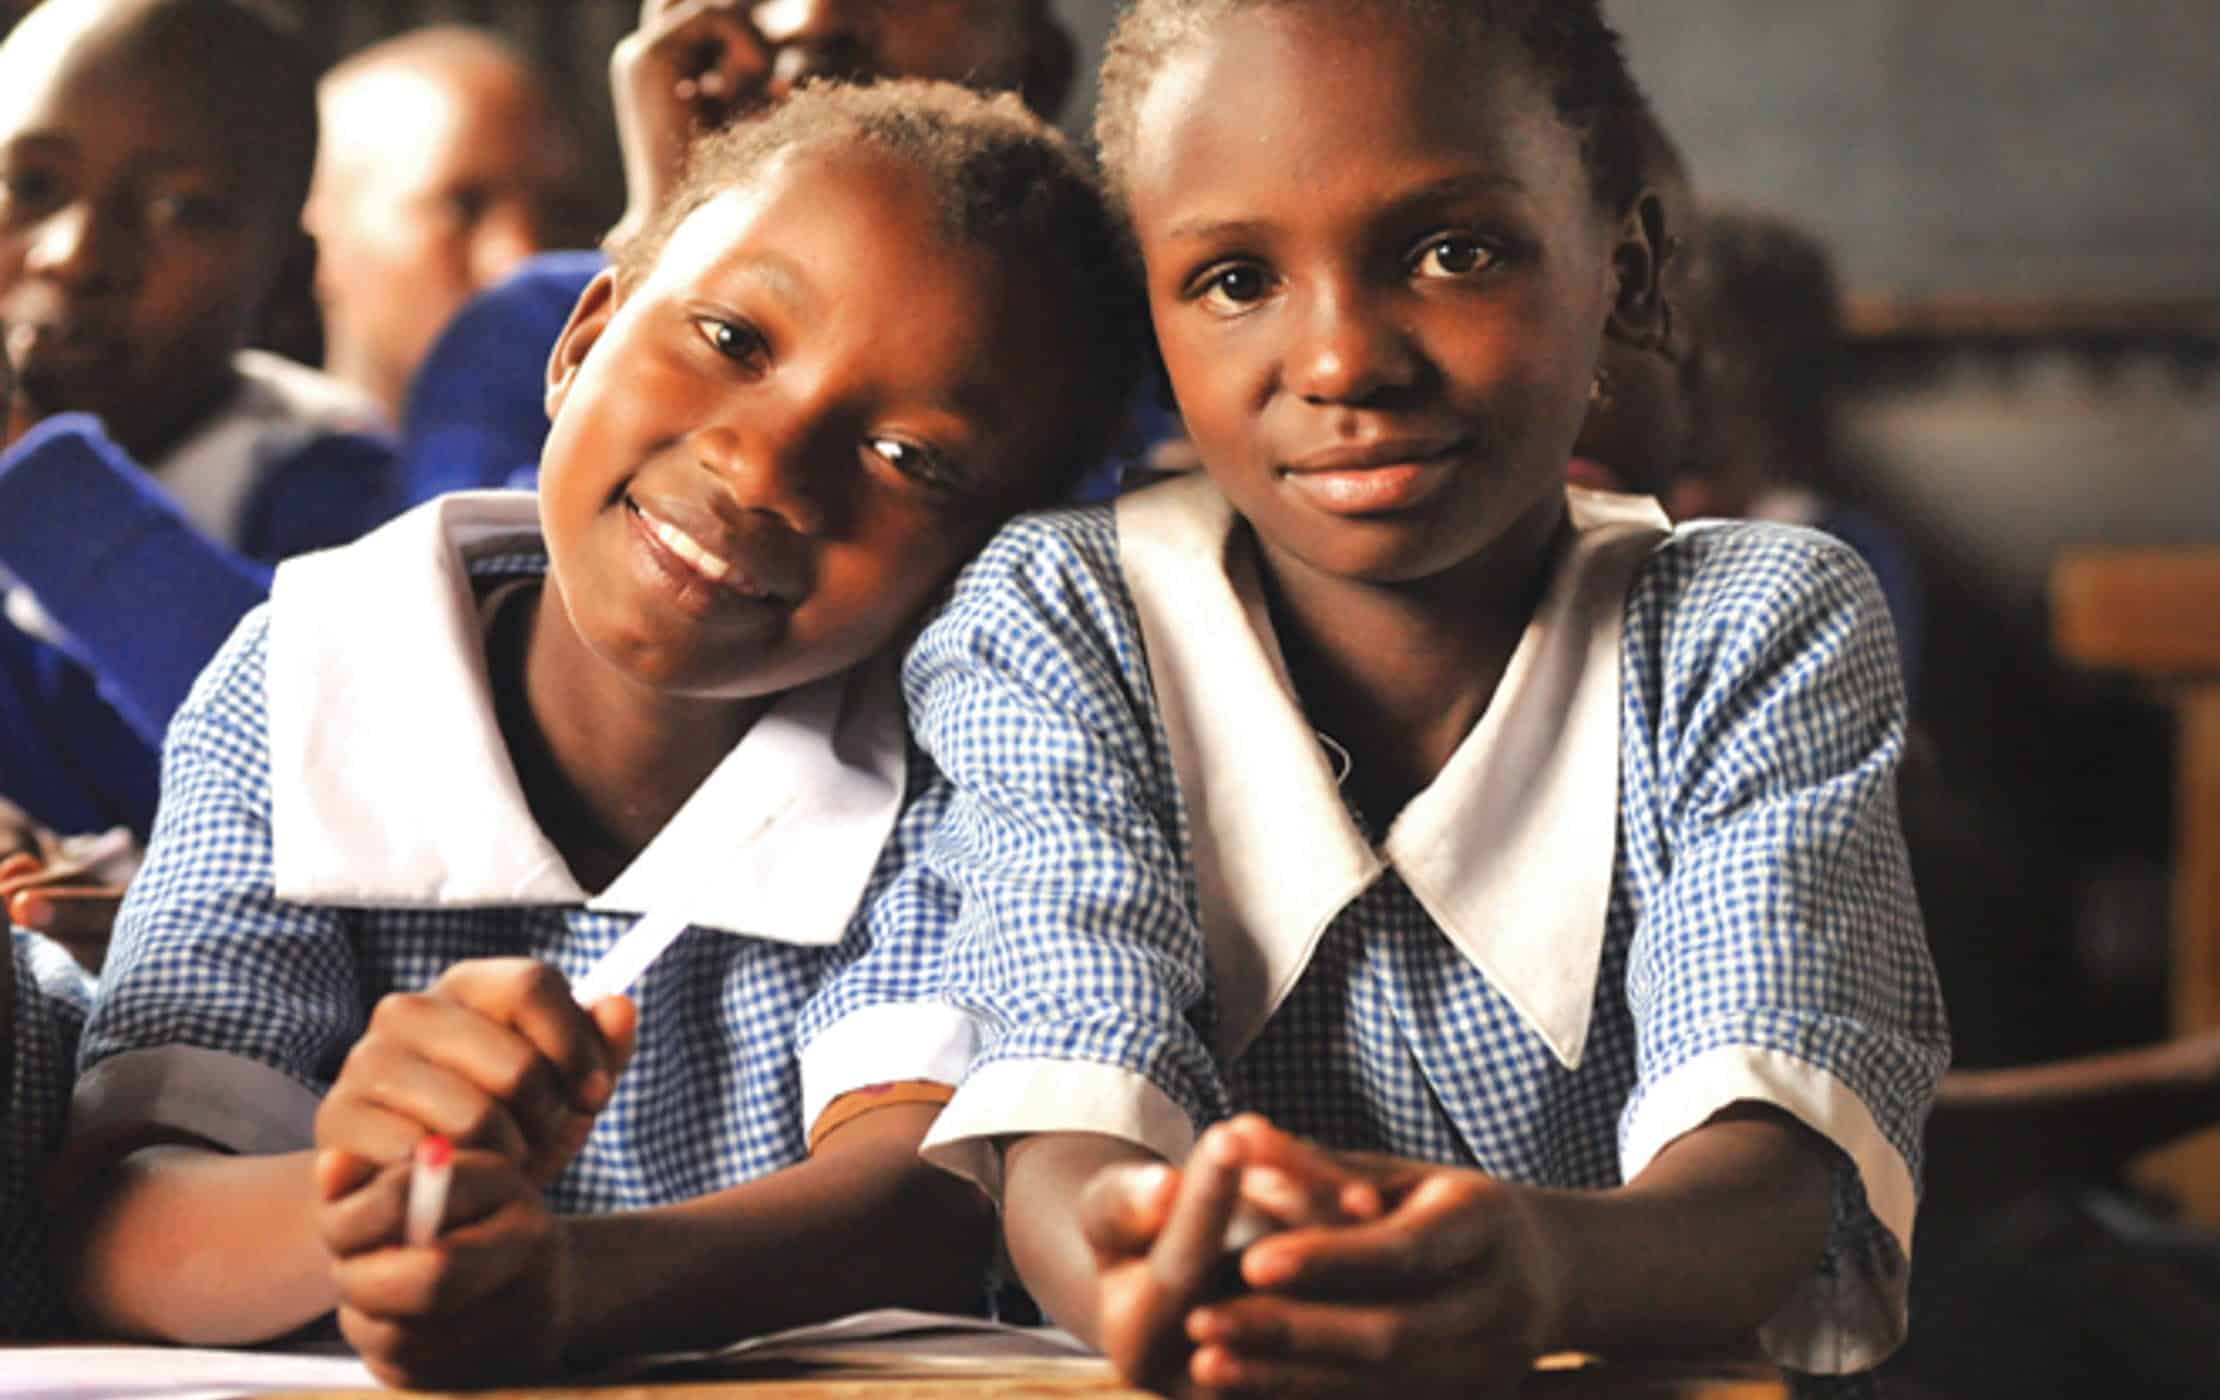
[1128,4,1646,588]
[0,10,291,457]
[536,142,1078,699]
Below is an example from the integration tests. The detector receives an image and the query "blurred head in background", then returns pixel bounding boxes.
[1671,204,1843,520]
[306,26,589,423]
[0,0,318,462]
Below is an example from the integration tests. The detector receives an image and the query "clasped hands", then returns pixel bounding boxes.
[1082,1115,1568,1400]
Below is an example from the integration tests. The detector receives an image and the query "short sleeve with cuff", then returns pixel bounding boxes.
[905,478,1948,1374]
[73,493,967,1211]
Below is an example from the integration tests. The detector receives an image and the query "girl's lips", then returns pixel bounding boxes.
[1280,460,1455,516]
[624,497,793,606]
[641,508,742,589]
[1277,437,1469,517]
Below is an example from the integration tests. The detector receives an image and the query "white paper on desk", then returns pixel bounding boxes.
[0,1344,374,1399]
[631,1306,1100,1373]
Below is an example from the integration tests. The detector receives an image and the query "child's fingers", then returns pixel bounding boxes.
[639,0,768,109]
[430,959,611,1111]
[312,1146,378,1204]
[320,1150,522,1260]
[0,851,42,884]
[1221,1114,1384,1220]
[1190,1297,1530,1400]
[1237,1164,1373,1234]
[584,994,640,1101]
[1242,1176,1497,1297]
[316,1087,468,1169]
[1148,1123,1246,1292]
[10,885,123,946]
[1188,1344,1387,1400]
[1079,1160,1180,1263]
[330,1030,536,1164]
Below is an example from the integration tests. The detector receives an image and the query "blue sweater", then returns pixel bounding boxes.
[0,413,397,834]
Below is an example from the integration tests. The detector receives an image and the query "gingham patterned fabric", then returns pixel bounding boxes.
[904,504,1949,1363]
[3,931,93,1336]
[77,551,950,1216]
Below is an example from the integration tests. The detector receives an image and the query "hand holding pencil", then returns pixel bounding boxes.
[314,956,638,1189]
[313,1137,579,1388]
[310,956,634,1387]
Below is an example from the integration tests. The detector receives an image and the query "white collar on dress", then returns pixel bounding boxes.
[1116,475,1669,1067]
[266,491,906,945]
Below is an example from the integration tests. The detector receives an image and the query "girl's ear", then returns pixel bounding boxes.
[1604,189,1668,353]
[545,268,623,421]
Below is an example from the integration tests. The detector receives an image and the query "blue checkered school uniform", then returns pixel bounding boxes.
[3,930,93,1336]
[73,494,967,1215]
[908,477,1949,1374]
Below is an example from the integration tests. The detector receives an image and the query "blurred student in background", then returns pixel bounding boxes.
[1671,205,1922,694]
[306,26,591,426]
[0,0,397,925]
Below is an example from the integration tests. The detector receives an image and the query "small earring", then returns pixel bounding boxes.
[1589,367,1613,409]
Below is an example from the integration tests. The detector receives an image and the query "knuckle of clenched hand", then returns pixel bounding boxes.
[1362,1311,1406,1365]
[368,992,424,1036]
[486,1048,536,1103]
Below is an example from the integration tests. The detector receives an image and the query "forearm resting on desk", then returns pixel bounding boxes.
[557,1103,993,1367]
[63,1144,333,1344]
[1535,1105,1835,1355]
[1002,1109,1835,1377]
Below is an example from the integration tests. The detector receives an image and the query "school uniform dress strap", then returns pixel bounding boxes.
[74,493,957,1203]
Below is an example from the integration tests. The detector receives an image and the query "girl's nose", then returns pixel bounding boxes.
[691,421,831,538]
[1286,285,1418,406]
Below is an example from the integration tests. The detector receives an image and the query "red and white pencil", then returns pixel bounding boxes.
[404,1134,454,1246]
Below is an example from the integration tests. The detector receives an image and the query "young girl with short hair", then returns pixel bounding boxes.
[902,1,1948,1392]
[60,78,1143,1385]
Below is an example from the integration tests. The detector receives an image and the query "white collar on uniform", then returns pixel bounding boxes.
[1116,475,1669,1068]
[267,491,906,945]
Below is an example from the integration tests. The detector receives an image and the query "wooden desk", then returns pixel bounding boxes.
[269,1356,1789,1399]
[2053,546,2220,1217]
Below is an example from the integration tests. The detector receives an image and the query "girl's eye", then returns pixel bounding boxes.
[1194,262,1273,313]
[1413,236,1497,279]
[695,316,768,366]
[147,192,230,231]
[867,436,962,492]
[0,167,60,214]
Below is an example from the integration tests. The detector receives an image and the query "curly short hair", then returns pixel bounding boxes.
[610,80,1147,500]
[1096,0,1649,219]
